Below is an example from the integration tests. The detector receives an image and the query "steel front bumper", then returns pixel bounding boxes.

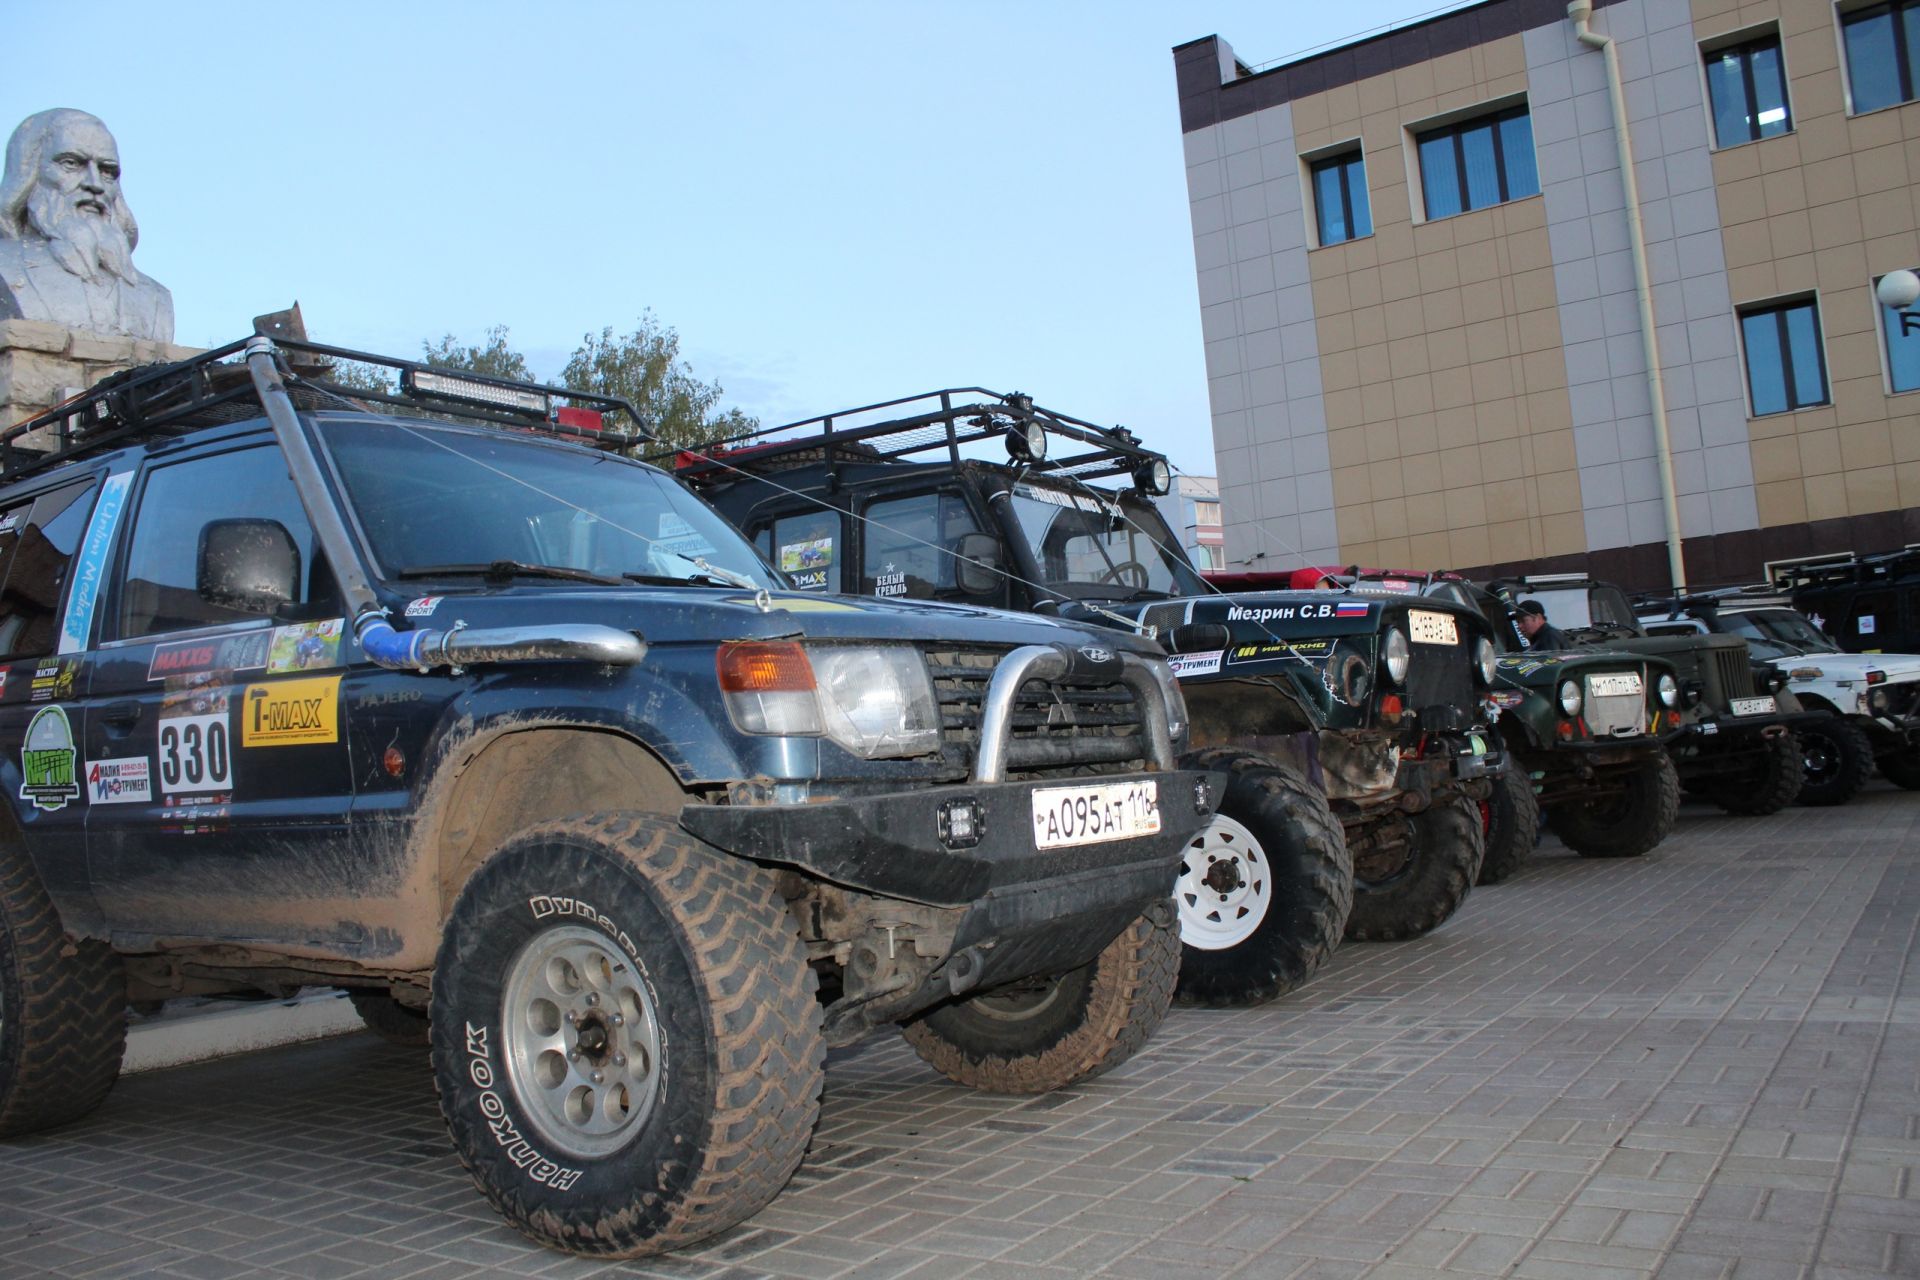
[1661,708,1831,744]
[680,768,1221,991]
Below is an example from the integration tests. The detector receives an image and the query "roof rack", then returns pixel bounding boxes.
[0,304,654,486]
[664,387,1168,488]
[1766,544,1920,590]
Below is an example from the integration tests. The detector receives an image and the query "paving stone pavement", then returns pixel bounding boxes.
[3,787,1917,1280]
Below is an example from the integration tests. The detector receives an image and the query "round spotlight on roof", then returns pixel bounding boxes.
[1134,457,1172,495]
[1006,419,1048,462]
[1876,269,1920,310]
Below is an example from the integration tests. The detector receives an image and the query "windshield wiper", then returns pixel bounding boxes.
[397,561,624,586]
[621,572,740,589]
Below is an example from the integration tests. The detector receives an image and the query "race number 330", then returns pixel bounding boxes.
[158,714,231,789]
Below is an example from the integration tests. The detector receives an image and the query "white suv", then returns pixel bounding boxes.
[1638,595,1920,805]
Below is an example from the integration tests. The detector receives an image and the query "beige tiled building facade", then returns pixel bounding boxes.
[1175,0,1920,589]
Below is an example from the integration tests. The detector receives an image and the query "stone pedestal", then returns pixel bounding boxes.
[1,318,200,450]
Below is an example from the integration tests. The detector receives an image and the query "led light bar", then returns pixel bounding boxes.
[402,367,550,418]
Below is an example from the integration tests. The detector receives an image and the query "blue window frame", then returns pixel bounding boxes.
[1843,1,1920,113]
[1310,151,1372,245]
[1704,34,1793,145]
[1740,299,1829,415]
[1416,106,1539,220]
[1879,271,1920,393]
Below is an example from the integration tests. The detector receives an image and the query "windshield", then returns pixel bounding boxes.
[1727,608,1839,654]
[1519,584,1639,633]
[1002,481,1204,598]
[321,418,778,588]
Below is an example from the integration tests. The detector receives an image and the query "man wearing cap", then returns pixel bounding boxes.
[1516,600,1569,651]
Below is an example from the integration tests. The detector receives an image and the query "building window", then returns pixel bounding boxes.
[1191,500,1221,526]
[1309,151,1371,245]
[1878,270,1920,393]
[1192,544,1223,571]
[1415,105,1539,220]
[1704,34,1792,144]
[1740,299,1830,415]
[1843,1,1920,113]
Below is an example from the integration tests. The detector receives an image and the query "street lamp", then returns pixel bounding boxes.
[1876,269,1920,310]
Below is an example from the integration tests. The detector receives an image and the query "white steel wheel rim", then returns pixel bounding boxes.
[501,924,664,1160]
[1176,813,1272,950]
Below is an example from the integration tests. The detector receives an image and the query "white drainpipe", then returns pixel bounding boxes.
[1568,0,1688,591]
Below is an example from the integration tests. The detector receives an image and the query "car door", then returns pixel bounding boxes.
[0,473,109,927]
[82,437,358,945]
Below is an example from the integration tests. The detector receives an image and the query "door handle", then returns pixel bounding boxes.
[101,701,142,730]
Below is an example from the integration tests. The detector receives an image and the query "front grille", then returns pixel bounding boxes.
[923,646,1148,781]
[1712,647,1755,701]
[1405,643,1474,719]
[1874,680,1920,721]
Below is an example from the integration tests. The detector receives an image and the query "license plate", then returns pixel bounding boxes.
[1031,780,1160,849]
[1408,609,1458,645]
[1731,695,1775,716]
[1588,672,1643,697]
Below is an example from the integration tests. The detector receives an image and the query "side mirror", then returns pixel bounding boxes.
[952,532,1004,596]
[198,518,301,615]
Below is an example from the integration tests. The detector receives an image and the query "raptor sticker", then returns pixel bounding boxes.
[58,471,132,655]
[19,705,79,811]
[242,675,340,747]
[268,619,344,673]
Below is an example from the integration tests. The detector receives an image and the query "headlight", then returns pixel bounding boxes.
[1657,672,1679,708]
[1474,637,1497,685]
[718,641,940,759]
[812,646,941,758]
[1383,627,1411,684]
[1558,678,1583,717]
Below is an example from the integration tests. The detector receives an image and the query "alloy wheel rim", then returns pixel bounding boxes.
[500,924,663,1160]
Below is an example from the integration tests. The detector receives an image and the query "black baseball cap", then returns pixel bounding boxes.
[1515,600,1547,617]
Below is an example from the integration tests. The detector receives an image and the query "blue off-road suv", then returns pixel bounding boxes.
[0,313,1218,1258]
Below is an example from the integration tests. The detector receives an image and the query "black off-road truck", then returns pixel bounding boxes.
[1492,574,1815,816]
[0,319,1220,1258]
[679,389,1503,1008]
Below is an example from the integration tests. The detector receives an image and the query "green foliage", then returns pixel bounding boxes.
[560,312,757,450]
[422,326,532,381]
[322,359,395,397]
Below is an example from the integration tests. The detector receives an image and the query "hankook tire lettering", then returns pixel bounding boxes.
[464,1021,582,1190]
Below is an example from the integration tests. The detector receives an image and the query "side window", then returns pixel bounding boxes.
[0,480,97,660]
[765,510,841,593]
[1844,591,1893,647]
[861,491,981,599]
[118,446,341,639]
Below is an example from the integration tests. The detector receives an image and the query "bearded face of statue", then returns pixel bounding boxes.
[25,115,134,285]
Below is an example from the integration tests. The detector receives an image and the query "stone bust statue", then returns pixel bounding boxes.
[0,109,173,342]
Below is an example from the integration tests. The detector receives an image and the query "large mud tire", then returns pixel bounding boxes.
[902,908,1178,1093]
[349,990,431,1047]
[1552,753,1679,858]
[1173,749,1351,1007]
[1797,717,1875,806]
[1345,790,1484,941]
[1477,764,1541,886]
[0,843,125,1138]
[1708,732,1804,816]
[431,812,824,1258]
[1879,748,1920,790]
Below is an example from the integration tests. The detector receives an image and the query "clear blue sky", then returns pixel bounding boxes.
[9,1,1454,473]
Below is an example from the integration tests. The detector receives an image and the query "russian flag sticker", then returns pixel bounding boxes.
[1335,602,1370,617]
